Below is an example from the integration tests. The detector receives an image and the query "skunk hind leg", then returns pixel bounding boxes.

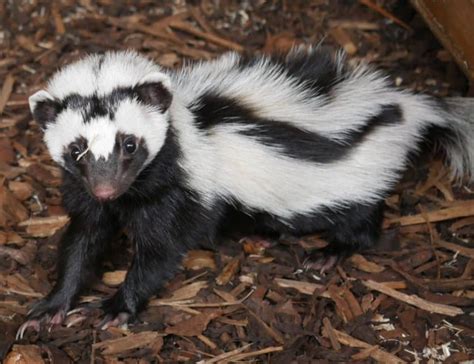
[304,201,385,273]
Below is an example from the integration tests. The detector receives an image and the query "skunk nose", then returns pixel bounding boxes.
[93,184,117,200]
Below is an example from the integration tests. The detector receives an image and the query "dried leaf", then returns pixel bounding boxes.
[263,32,301,53]
[93,331,162,355]
[4,345,45,364]
[165,310,222,336]
[0,231,23,246]
[19,215,69,237]
[349,254,385,273]
[182,250,216,271]
[26,163,61,187]
[274,278,326,296]
[168,281,208,301]
[215,257,240,285]
[8,181,34,201]
[329,27,357,55]
[0,161,24,179]
[0,241,36,265]
[0,138,15,163]
[102,270,127,287]
[0,183,29,227]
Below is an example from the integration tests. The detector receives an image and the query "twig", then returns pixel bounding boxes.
[18,215,69,226]
[323,317,341,351]
[351,345,381,361]
[221,346,284,363]
[245,307,285,344]
[420,206,442,279]
[104,15,182,43]
[0,73,15,115]
[196,344,252,364]
[274,278,327,296]
[324,327,407,364]
[197,335,218,350]
[435,240,474,259]
[51,4,65,35]
[169,21,244,51]
[90,330,96,364]
[149,287,254,308]
[197,344,283,364]
[359,0,412,31]
[362,280,464,316]
[384,200,474,227]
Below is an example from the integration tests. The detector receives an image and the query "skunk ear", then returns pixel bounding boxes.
[136,72,173,112]
[29,90,60,128]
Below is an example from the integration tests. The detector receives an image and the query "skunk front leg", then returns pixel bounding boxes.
[98,239,184,329]
[17,210,118,339]
[98,190,217,329]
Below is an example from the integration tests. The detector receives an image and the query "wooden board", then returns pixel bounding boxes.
[412,0,474,81]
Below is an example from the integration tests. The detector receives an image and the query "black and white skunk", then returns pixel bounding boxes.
[17,48,474,337]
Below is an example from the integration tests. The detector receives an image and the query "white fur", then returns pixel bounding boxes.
[173,91,447,218]
[34,49,472,220]
[43,99,168,165]
[32,51,170,165]
[171,49,468,218]
[29,90,54,117]
[47,51,164,98]
[442,97,474,180]
[172,53,391,141]
[114,99,169,163]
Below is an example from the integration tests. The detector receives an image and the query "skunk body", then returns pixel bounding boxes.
[18,48,474,336]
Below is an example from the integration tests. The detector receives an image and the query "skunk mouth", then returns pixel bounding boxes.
[80,151,144,203]
[93,184,119,201]
[88,181,133,202]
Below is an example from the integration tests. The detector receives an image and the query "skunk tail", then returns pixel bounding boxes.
[437,97,474,182]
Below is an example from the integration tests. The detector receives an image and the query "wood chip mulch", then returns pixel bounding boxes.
[0,1,472,363]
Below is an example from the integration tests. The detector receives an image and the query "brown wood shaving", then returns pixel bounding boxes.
[363,279,464,316]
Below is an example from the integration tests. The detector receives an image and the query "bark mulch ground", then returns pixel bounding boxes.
[0,1,473,363]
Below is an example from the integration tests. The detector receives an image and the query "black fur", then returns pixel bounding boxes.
[33,99,61,127]
[42,83,171,125]
[237,47,346,97]
[135,81,173,112]
[63,93,115,120]
[23,50,419,330]
[62,133,149,198]
[224,199,385,255]
[26,128,227,322]
[192,93,402,163]
[258,201,385,254]
[27,119,387,325]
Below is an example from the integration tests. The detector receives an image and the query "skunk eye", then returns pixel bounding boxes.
[124,137,137,154]
[70,145,82,160]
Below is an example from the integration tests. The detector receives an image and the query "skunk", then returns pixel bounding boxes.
[17,48,474,338]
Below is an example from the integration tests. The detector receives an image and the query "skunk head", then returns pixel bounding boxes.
[29,51,173,201]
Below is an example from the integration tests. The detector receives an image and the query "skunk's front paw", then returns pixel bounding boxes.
[304,253,341,274]
[96,312,131,330]
[96,293,135,330]
[303,246,354,274]
[16,298,69,340]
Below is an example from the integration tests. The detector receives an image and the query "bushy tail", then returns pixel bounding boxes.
[439,97,474,182]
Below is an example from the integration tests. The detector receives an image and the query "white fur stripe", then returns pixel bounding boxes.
[173,87,448,218]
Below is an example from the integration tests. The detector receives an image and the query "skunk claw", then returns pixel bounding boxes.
[304,254,340,274]
[65,306,96,327]
[66,306,91,316]
[96,312,130,330]
[16,319,41,341]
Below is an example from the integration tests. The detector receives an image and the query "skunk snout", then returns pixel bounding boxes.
[93,184,118,201]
